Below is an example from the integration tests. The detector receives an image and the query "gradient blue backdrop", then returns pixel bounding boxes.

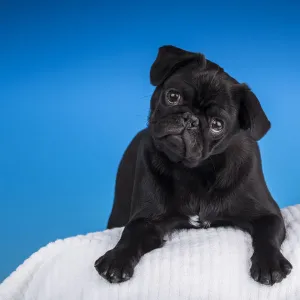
[1,1,300,282]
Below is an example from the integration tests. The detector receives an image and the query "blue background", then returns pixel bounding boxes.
[1,0,299,282]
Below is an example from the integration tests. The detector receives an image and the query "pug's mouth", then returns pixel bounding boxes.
[164,134,185,156]
[154,130,202,166]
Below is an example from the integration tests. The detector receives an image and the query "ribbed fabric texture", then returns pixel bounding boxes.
[1,205,299,300]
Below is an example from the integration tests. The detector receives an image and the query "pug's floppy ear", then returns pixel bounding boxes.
[234,83,271,141]
[150,45,206,86]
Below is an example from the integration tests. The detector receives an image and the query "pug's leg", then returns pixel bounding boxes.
[249,214,292,285]
[94,216,186,283]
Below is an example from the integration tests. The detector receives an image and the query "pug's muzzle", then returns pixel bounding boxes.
[151,112,203,165]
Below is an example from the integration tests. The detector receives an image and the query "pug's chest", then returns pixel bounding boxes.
[172,184,227,229]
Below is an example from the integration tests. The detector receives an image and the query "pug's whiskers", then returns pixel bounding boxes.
[138,93,153,100]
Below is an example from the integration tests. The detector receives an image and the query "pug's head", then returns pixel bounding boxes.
[148,45,271,168]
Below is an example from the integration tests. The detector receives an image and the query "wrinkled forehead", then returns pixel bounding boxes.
[163,66,236,111]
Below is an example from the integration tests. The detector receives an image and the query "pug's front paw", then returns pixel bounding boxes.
[94,249,136,283]
[250,250,292,285]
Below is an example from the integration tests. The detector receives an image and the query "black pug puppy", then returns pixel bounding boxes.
[95,45,292,286]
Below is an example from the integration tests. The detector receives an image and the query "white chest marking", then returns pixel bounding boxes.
[189,215,211,228]
[189,215,201,227]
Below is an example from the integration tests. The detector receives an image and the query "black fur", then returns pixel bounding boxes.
[94,45,292,285]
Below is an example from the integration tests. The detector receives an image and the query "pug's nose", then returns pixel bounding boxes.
[182,112,199,129]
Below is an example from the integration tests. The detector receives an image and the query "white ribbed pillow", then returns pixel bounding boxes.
[1,205,300,300]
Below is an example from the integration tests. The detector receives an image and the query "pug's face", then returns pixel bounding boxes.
[148,46,271,168]
[149,69,239,167]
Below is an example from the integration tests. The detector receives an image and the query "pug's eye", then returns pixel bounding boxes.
[210,117,224,134]
[165,89,181,106]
